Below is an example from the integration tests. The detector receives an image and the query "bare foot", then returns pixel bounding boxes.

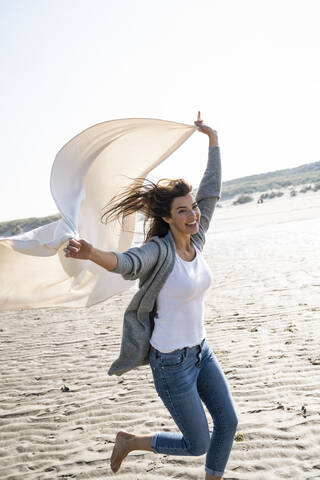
[110,431,135,473]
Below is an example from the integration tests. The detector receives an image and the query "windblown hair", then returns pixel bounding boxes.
[101,177,193,242]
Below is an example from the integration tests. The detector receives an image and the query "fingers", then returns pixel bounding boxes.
[195,111,203,127]
[195,122,207,130]
[63,246,77,257]
[64,245,79,253]
[63,238,81,257]
[68,238,81,248]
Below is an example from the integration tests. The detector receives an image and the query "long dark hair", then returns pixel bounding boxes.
[101,177,192,242]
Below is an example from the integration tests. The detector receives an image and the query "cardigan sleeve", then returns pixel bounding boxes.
[192,146,222,247]
[111,240,160,281]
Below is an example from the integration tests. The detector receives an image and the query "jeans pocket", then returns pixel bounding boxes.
[160,352,185,369]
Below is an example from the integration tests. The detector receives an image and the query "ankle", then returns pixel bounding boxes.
[127,434,153,452]
[126,435,137,453]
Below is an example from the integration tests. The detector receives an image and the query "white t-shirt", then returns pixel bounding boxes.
[149,244,212,353]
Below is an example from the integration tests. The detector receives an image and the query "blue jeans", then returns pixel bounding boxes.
[149,338,238,477]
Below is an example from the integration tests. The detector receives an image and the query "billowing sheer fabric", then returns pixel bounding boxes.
[0,118,195,309]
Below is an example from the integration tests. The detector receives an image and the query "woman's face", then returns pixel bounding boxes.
[162,193,201,235]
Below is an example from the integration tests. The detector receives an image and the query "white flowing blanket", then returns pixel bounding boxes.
[0,118,195,310]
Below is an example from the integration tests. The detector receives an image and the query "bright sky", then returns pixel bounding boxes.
[1,0,319,222]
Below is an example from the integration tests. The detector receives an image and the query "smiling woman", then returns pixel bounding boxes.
[64,115,238,479]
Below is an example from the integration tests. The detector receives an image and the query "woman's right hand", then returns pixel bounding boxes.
[63,238,93,260]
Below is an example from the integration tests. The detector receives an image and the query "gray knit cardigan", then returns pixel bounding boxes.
[108,146,222,376]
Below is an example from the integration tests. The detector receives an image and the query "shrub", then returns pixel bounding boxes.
[300,185,313,193]
[260,191,284,200]
[232,195,253,205]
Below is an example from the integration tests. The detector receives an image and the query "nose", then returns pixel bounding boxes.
[187,213,197,222]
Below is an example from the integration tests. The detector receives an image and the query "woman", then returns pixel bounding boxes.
[64,115,238,479]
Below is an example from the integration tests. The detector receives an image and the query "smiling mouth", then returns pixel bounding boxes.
[186,221,197,226]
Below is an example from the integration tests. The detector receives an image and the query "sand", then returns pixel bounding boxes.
[1,189,320,480]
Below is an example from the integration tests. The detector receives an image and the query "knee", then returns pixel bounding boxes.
[186,433,210,456]
[225,412,239,434]
[216,412,239,435]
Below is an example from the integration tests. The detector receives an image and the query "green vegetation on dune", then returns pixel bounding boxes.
[221,160,320,200]
[1,160,319,237]
[0,214,61,238]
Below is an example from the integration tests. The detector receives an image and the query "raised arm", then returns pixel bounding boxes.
[193,114,222,245]
[196,145,221,233]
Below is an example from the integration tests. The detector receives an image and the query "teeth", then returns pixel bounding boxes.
[186,222,196,226]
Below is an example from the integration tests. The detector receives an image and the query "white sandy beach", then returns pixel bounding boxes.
[1,189,320,480]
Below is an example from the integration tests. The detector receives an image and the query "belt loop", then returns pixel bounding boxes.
[184,346,188,358]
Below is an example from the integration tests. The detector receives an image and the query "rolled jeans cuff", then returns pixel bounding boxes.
[151,433,159,453]
[205,465,225,476]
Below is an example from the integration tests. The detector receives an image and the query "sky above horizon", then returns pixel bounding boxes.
[1,0,319,222]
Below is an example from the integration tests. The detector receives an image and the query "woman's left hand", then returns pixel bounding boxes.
[194,112,219,146]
